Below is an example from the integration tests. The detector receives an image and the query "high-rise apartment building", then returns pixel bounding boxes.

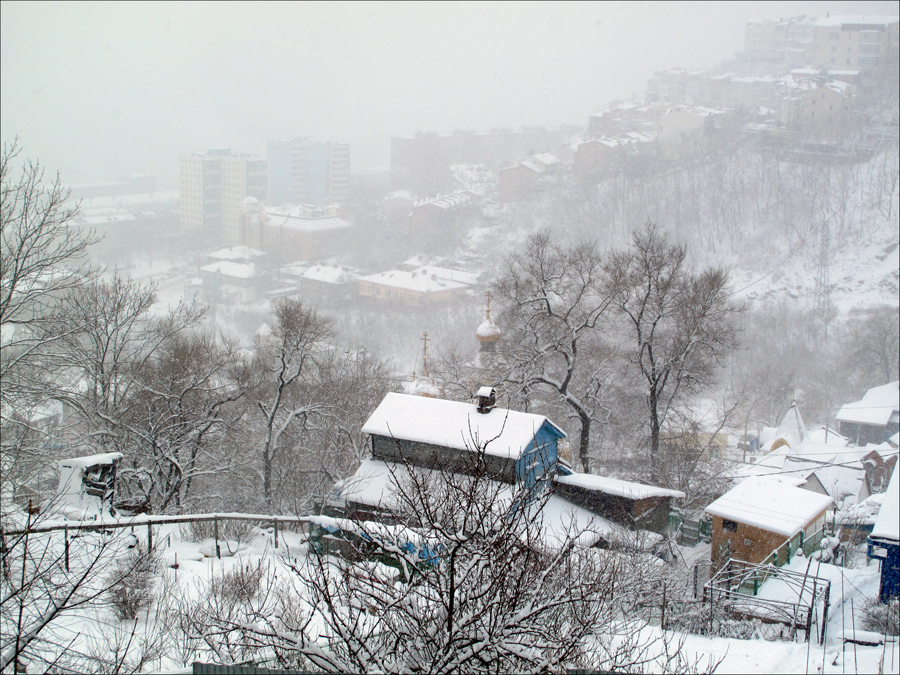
[267,138,350,207]
[744,16,816,67]
[812,15,899,69]
[180,148,267,247]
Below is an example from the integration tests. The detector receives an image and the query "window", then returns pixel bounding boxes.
[723,519,738,532]
[829,32,840,40]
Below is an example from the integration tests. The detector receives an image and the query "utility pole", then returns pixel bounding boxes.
[813,218,832,338]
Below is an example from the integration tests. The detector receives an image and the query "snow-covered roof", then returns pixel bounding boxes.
[870,470,899,543]
[519,160,545,174]
[264,206,350,232]
[358,269,469,294]
[838,491,886,526]
[302,265,355,285]
[705,476,833,538]
[414,191,475,210]
[836,381,899,426]
[207,246,266,261]
[59,452,123,468]
[813,15,898,28]
[361,393,564,460]
[412,266,479,286]
[199,261,257,279]
[532,153,560,167]
[554,473,685,500]
[383,190,415,202]
[334,458,627,550]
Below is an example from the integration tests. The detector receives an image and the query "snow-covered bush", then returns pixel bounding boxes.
[666,601,788,641]
[210,561,265,604]
[861,596,900,636]
[179,518,257,545]
[107,546,160,621]
[187,444,696,673]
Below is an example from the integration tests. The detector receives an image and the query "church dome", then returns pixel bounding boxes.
[476,317,501,343]
[411,375,441,398]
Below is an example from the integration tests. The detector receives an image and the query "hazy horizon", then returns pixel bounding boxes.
[2,1,897,186]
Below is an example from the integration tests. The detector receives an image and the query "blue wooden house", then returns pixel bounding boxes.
[867,470,899,603]
[358,390,565,491]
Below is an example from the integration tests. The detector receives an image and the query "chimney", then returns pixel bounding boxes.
[475,386,496,414]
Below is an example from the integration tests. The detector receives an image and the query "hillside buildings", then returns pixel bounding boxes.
[267,138,350,207]
[180,148,267,247]
[242,204,352,264]
[390,126,578,196]
[811,15,899,70]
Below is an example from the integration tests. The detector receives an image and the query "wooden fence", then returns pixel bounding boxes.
[1,513,314,571]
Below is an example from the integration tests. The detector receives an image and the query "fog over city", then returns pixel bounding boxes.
[2,2,899,674]
[2,1,895,181]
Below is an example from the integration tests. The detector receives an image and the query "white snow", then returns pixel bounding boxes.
[206,245,266,262]
[555,473,686,500]
[836,381,900,427]
[199,261,257,279]
[361,392,564,460]
[705,476,833,537]
[358,269,469,294]
[870,469,899,542]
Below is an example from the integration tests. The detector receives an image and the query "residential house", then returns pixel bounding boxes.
[836,381,900,446]
[244,205,352,264]
[199,260,263,304]
[705,476,833,569]
[323,392,682,559]
[867,470,899,602]
[358,267,474,305]
[301,265,358,306]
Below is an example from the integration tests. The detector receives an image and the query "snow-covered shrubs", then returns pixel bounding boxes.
[861,596,900,636]
[666,601,790,641]
[107,546,160,621]
[179,518,257,546]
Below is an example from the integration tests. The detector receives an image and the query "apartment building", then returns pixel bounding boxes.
[744,16,816,67]
[812,15,899,70]
[267,138,350,207]
[180,148,267,247]
[390,126,579,196]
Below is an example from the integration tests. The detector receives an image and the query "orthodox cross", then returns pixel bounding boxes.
[421,332,431,377]
[485,291,493,320]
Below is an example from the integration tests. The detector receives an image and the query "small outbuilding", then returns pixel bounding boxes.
[552,473,685,536]
[57,452,123,519]
[867,470,900,603]
[705,476,832,569]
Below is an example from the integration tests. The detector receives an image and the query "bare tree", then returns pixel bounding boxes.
[178,442,709,673]
[1,142,98,393]
[122,330,246,512]
[495,233,616,472]
[607,224,741,484]
[249,299,334,511]
[0,506,160,673]
[1,142,99,501]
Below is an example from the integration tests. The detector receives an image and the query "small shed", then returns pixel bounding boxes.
[705,476,832,569]
[867,470,900,603]
[57,452,123,519]
[552,473,685,536]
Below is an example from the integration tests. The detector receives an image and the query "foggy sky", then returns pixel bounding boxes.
[1,1,896,184]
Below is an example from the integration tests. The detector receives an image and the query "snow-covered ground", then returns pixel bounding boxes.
[11,517,896,674]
